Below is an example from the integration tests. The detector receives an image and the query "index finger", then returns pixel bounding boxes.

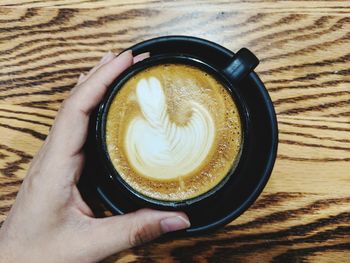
[49,51,133,157]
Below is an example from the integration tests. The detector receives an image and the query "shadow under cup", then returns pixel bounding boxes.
[88,36,278,234]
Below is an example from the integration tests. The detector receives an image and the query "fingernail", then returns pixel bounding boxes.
[133,52,150,63]
[100,51,114,64]
[160,216,190,233]
[118,49,132,58]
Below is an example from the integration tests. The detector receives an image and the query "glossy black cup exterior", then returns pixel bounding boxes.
[96,53,255,208]
[87,36,278,234]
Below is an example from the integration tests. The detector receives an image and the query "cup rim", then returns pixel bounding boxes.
[87,35,279,234]
[95,54,249,208]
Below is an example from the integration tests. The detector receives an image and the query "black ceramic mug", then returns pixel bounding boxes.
[86,36,278,234]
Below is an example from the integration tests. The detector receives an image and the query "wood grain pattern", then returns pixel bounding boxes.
[0,0,349,262]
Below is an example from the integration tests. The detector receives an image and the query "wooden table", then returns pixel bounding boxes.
[1,1,349,262]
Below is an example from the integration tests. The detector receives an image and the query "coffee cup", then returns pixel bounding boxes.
[86,36,278,234]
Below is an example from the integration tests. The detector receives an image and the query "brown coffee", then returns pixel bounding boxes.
[106,63,242,201]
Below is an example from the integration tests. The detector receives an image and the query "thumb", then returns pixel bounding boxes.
[87,209,190,260]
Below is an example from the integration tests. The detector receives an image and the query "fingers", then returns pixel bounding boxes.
[49,51,133,158]
[86,209,190,261]
[68,50,133,114]
[133,52,150,63]
[71,51,149,114]
[77,51,116,87]
[74,51,149,92]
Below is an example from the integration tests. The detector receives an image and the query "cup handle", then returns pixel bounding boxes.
[223,48,259,82]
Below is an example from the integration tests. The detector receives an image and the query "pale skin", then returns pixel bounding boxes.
[0,51,190,263]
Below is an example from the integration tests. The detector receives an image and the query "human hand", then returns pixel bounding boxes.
[0,51,190,263]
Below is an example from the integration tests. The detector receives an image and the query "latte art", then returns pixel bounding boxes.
[126,77,215,180]
[106,64,242,201]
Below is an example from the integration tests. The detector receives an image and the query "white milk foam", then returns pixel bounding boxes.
[125,77,215,180]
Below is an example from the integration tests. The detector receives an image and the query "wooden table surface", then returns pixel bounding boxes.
[1,0,349,262]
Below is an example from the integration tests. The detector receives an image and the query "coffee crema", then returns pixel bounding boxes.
[106,63,242,201]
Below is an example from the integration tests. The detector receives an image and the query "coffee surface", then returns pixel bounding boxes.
[106,63,242,201]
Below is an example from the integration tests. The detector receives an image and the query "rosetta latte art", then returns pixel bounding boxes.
[106,63,242,200]
[125,77,215,180]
